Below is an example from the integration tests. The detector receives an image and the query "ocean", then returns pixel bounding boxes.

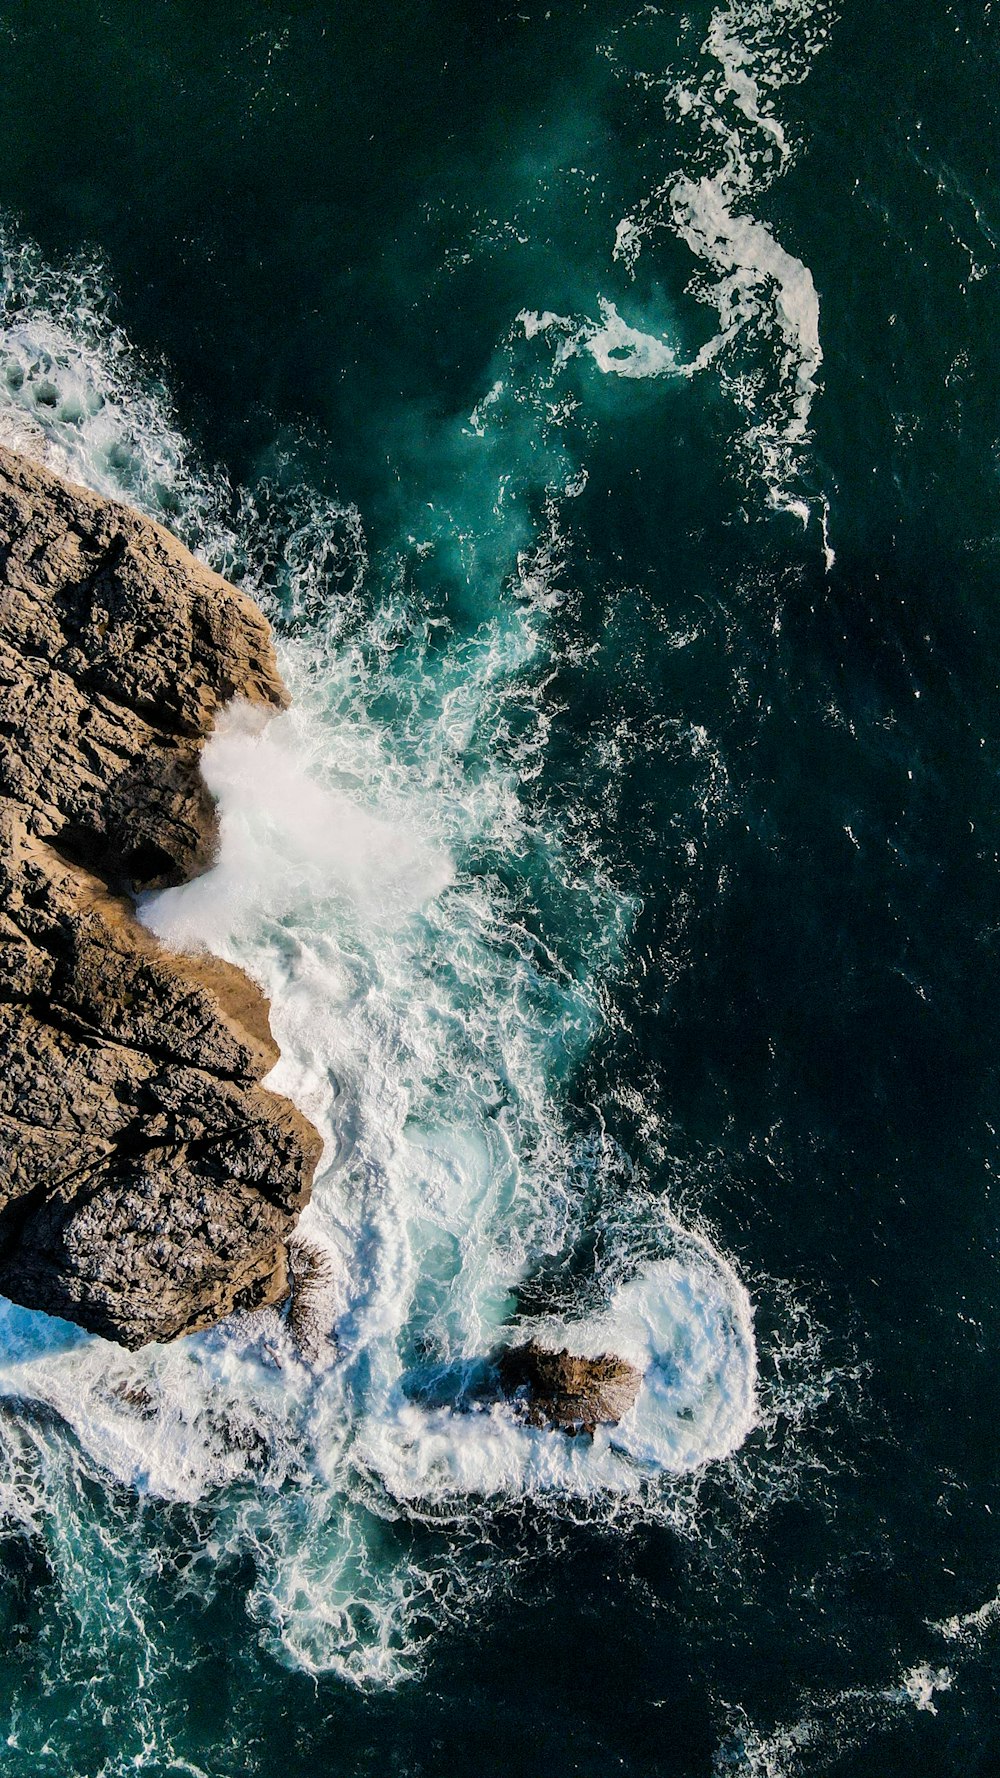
[0,1,998,1772]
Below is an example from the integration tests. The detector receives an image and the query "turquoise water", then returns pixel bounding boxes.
[1,1,1000,1772]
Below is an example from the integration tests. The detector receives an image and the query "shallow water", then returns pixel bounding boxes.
[0,1,999,1772]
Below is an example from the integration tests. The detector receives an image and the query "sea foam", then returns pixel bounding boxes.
[0,87,829,1680]
[605,0,837,526]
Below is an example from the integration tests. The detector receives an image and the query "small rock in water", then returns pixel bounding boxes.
[286,1235,338,1364]
[497,1341,642,1437]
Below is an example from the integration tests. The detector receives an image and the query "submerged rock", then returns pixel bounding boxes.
[0,443,322,1348]
[497,1341,642,1436]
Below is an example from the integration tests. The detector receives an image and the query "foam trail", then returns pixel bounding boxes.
[933,1588,1000,1647]
[606,0,838,523]
[585,296,686,378]
[715,1660,955,1777]
[715,1578,1000,1775]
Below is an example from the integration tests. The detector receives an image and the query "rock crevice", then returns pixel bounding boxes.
[0,444,322,1348]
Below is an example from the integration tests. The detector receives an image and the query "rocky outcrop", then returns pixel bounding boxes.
[497,1341,642,1436]
[0,444,322,1347]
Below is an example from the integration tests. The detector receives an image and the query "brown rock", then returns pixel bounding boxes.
[0,444,322,1347]
[497,1340,642,1436]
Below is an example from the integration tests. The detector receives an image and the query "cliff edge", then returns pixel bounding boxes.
[0,444,322,1347]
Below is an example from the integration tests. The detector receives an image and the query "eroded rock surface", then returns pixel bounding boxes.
[497,1341,642,1436]
[0,444,322,1347]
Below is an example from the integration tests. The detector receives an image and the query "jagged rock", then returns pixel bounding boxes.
[497,1341,642,1436]
[286,1235,338,1364]
[0,443,322,1347]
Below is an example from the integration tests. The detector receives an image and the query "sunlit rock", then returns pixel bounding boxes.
[0,444,322,1347]
[497,1340,642,1436]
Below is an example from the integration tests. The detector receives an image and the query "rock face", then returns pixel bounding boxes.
[0,444,322,1348]
[497,1341,642,1436]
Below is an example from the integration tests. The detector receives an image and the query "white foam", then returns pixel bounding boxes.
[716,1624,992,1773]
[0,227,236,553]
[361,1232,758,1505]
[668,171,823,435]
[898,1662,953,1713]
[585,296,685,378]
[933,1588,1000,1647]
[605,0,837,525]
[0,220,772,1687]
[144,700,453,954]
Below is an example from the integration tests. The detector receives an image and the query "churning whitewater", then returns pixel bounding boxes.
[0,263,759,1683]
[0,0,847,1697]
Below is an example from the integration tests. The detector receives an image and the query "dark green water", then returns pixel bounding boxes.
[1,2,999,1773]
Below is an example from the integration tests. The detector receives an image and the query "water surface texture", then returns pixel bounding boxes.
[1,2,999,1773]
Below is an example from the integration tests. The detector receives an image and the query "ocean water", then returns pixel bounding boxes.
[0,0,999,1772]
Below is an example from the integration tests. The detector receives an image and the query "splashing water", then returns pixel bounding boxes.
[0,230,764,1688]
[0,0,843,1685]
